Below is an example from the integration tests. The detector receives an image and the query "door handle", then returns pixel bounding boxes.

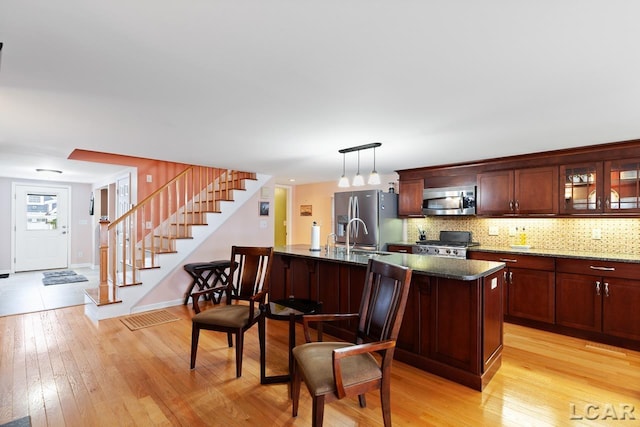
[595,281,601,296]
[590,265,615,271]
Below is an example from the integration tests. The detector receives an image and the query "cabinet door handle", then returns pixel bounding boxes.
[605,198,610,208]
[508,271,513,284]
[589,265,615,271]
[595,281,601,296]
[514,200,520,211]
[597,197,602,209]
[509,200,514,211]
[604,282,610,297]
[499,258,518,263]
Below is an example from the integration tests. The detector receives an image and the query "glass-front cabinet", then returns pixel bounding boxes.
[605,159,640,213]
[561,160,640,214]
[560,163,602,213]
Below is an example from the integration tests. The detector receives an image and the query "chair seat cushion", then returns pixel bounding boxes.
[192,304,258,328]
[293,342,382,397]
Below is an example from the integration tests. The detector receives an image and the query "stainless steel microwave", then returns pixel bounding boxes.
[422,186,476,216]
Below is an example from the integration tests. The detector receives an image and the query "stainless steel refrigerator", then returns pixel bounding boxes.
[334,189,401,251]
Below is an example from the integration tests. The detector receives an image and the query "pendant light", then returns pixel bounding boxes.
[367,145,380,185]
[352,150,365,186]
[337,142,382,187]
[338,152,350,187]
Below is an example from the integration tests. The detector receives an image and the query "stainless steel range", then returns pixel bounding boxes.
[413,231,479,259]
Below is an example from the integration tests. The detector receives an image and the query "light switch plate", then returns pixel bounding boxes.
[488,226,499,236]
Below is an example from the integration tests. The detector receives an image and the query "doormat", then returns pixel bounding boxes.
[120,309,180,331]
[42,270,88,286]
[0,415,31,427]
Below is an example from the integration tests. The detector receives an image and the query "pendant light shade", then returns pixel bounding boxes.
[367,146,381,185]
[338,152,350,187]
[352,150,365,186]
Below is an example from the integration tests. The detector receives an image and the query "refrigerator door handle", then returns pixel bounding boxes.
[354,196,360,237]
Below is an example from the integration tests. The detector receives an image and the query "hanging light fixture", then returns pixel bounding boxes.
[352,150,365,186]
[337,142,382,187]
[367,145,380,185]
[338,152,350,188]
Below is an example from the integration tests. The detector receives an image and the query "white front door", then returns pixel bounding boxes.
[13,184,70,272]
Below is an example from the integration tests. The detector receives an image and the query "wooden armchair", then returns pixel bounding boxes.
[190,246,273,378]
[291,258,412,427]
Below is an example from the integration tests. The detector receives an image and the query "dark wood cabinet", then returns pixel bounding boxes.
[556,258,640,341]
[604,158,640,213]
[387,244,415,254]
[398,179,424,217]
[476,170,513,215]
[397,274,430,355]
[477,167,558,215]
[469,252,555,324]
[560,162,602,213]
[270,252,503,390]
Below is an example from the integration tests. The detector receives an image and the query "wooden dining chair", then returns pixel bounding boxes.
[291,258,412,427]
[190,246,273,378]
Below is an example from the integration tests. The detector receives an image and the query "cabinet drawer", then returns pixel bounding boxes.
[387,244,414,254]
[556,258,640,280]
[469,252,554,271]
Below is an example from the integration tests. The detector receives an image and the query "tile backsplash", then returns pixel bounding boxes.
[407,217,640,255]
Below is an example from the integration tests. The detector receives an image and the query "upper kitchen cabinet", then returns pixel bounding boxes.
[477,166,558,216]
[398,178,424,217]
[560,162,603,213]
[561,160,640,214]
[605,159,640,213]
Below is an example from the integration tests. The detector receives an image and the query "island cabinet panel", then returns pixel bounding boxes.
[483,270,504,372]
[397,274,431,355]
[269,255,289,300]
[430,276,481,374]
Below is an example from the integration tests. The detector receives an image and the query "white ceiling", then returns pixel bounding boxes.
[1,1,640,185]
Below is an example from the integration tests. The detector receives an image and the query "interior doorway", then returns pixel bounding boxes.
[12,183,70,272]
[274,185,290,246]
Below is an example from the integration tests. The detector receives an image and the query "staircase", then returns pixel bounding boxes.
[84,166,268,320]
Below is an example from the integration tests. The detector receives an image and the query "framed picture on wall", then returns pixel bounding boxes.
[300,204,312,216]
[260,201,270,216]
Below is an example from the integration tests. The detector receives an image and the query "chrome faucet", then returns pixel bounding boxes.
[325,233,337,254]
[345,218,368,255]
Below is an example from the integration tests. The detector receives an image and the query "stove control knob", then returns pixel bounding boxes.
[452,249,458,256]
[445,249,451,254]
[434,248,440,254]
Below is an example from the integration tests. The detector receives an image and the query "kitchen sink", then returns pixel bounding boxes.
[350,249,391,256]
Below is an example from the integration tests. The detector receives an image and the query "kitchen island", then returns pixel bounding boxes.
[270,245,505,391]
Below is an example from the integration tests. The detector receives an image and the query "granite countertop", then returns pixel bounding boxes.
[469,246,640,264]
[274,245,504,281]
[388,241,640,264]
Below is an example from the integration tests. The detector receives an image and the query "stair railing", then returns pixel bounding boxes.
[95,166,256,304]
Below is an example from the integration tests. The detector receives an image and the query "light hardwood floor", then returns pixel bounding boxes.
[1,301,639,426]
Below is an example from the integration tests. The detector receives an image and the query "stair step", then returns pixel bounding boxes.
[84,288,122,306]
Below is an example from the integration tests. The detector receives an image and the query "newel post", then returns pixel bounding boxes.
[99,219,110,303]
